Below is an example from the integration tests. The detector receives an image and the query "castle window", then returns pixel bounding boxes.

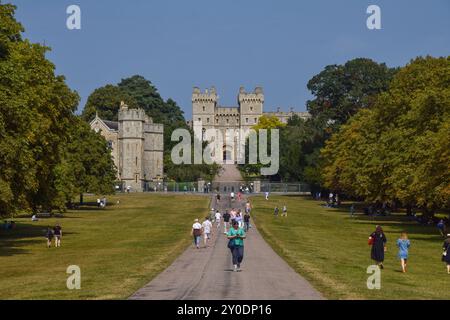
[254,118,257,123]
[250,106,253,111]
[246,118,248,123]
[207,118,209,123]
[226,118,229,124]
[107,140,113,148]
[203,106,205,112]
[198,118,201,122]
[136,157,138,166]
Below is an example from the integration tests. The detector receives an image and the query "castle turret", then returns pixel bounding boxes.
[192,86,217,131]
[118,105,146,191]
[238,87,264,131]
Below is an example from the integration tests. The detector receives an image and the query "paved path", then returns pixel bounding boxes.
[214,164,243,182]
[129,195,324,300]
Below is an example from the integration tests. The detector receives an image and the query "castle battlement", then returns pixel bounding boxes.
[90,104,164,192]
[191,86,311,164]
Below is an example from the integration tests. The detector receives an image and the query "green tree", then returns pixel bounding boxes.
[81,85,137,122]
[322,56,450,215]
[307,58,397,125]
[0,3,79,216]
[53,117,116,209]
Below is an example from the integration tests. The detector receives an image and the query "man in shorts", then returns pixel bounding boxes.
[53,224,62,247]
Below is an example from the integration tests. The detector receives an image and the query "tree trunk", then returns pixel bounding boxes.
[79,193,84,205]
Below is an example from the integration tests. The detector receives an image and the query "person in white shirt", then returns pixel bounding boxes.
[230,192,235,201]
[215,210,221,229]
[202,217,213,247]
[192,219,203,249]
[265,191,269,200]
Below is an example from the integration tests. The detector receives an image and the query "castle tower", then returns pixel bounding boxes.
[192,86,217,131]
[143,116,164,183]
[118,103,146,191]
[238,86,264,133]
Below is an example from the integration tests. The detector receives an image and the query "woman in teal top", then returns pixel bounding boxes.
[396,232,411,273]
[227,220,246,272]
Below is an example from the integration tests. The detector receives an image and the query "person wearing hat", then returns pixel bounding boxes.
[192,219,203,249]
[442,234,450,274]
[227,220,246,272]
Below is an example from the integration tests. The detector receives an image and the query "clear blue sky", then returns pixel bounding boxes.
[9,0,450,118]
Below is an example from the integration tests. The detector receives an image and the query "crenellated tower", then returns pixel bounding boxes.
[238,86,264,132]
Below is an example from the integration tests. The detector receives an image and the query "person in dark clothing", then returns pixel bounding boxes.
[243,212,251,232]
[45,227,53,248]
[274,206,279,217]
[222,210,231,234]
[442,234,450,274]
[369,225,387,269]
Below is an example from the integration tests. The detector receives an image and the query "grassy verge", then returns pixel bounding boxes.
[0,193,209,299]
[250,195,449,300]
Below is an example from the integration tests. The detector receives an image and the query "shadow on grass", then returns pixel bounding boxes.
[0,222,77,256]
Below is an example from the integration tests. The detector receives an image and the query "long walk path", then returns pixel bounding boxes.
[129,195,323,300]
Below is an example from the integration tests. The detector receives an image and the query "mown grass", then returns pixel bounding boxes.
[0,193,209,299]
[251,195,449,300]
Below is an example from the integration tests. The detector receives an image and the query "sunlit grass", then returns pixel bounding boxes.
[251,195,449,300]
[0,193,209,299]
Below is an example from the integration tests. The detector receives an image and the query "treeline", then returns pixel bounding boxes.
[321,56,449,215]
[247,57,449,214]
[0,4,116,217]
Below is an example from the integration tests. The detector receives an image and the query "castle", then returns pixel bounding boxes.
[90,102,164,192]
[190,86,310,163]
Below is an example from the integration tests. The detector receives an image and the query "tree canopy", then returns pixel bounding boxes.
[0,4,116,216]
[321,56,450,213]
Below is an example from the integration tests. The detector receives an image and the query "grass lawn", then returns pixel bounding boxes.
[250,195,450,300]
[0,193,209,299]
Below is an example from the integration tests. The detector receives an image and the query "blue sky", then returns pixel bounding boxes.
[9,0,450,118]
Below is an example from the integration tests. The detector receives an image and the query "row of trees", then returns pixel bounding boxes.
[242,56,449,214]
[321,56,449,215]
[0,4,116,216]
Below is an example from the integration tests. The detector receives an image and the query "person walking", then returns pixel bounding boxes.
[244,211,251,232]
[368,225,387,269]
[282,205,287,217]
[215,210,221,229]
[202,217,213,247]
[245,201,252,214]
[53,224,62,248]
[216,193,221,203]
[274,206,279,217]
[350,204,355,218]
[223,210,231,234]
[227,220,246,272]
[442,234,450,274]
[437,220,446,238]
[235,211,243,229]
[192,219,203,249]
[396,232,411,273]
[45,227,53,248]
[265,191,269,200]
[230,191,235,201]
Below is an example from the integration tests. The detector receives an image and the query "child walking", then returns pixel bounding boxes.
[396,232,411,273]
